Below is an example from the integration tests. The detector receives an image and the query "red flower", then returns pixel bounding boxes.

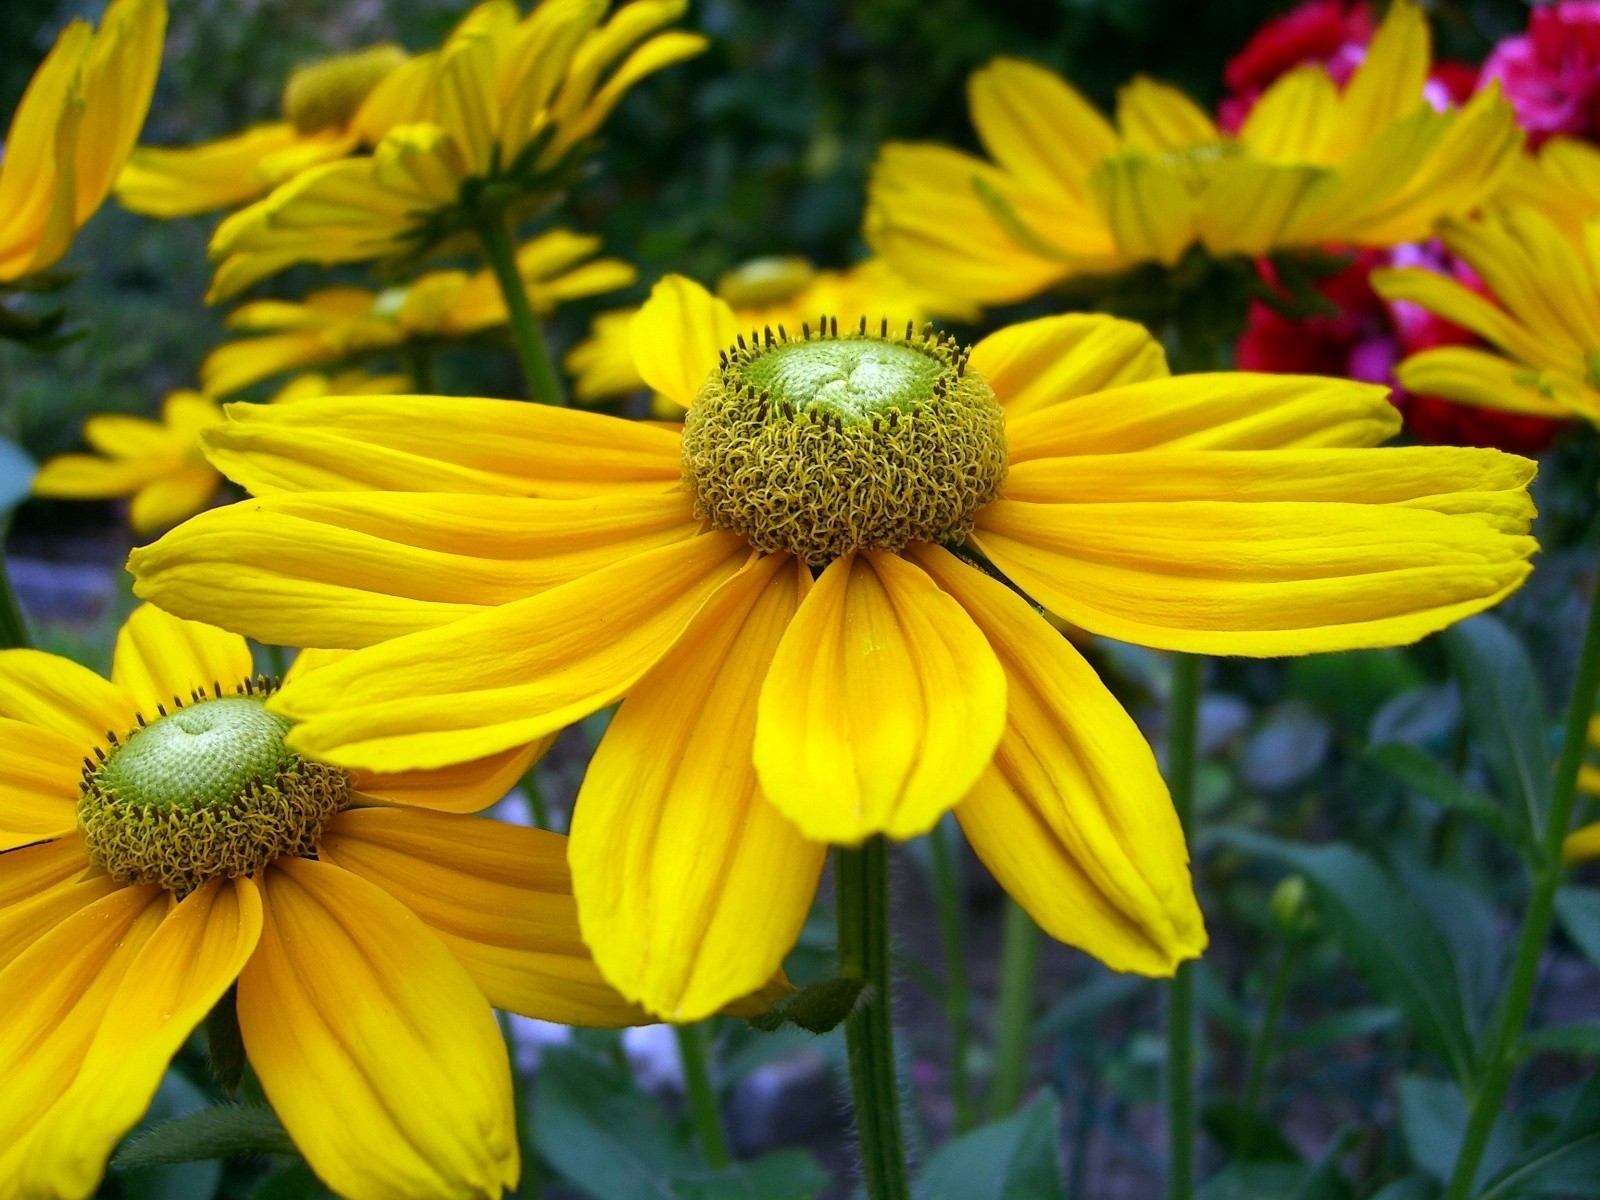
[1481,1,1600,145]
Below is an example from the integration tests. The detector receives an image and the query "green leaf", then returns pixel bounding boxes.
[1220,832,1476,1084]
[1443,616,1553,835]
[670,1150,829,1200]
[1279,1006,1400,1052]
[1554,887,1600,967]
[111,1104,295,1169]
[917,1093,1065,1200]
[1367,742,1520,846]
[1032,971,1145,1045]
[1480,1076,1600,1198]
[1524,1022,1600,1056]
[115,1075,225,1200]
[1397,1076,1515,1188]
[1202,1102,1300,1165]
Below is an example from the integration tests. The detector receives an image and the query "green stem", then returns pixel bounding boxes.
[927,818,975,1132]
[520,765,551,831]
[675,1023,731,1170]
[987,898,1041,1119]
[405,341,437,394]
[1242,944,1294,1117]
[1444,576,1600,1200]
[1165,653,1202,1200]
[835,837,911,1200]
[472,210,566,406]
[0,527,29,649]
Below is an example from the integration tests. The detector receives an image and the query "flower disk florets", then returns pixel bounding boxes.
[79,683,349,896]
[681,320,1008,565]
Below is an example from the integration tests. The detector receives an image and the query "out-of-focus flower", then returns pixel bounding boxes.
[1219,0,1374,131]
[1564,716,1600,862]
[1481,1,1600,146]
[206,0,705,301]
[204,231,633,397]
[566,255,977,411]
[0,602,669,1199]
[1374,206,1600,428]
[1492,135,1600,239]
[270,369,411,403]
[0,0,166,284]
[866,1,1520,305]
[130,278,1541,1020]
[115,43,411,219]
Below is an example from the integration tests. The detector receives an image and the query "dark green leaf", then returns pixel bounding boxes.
[112,1104,295,1169]
[1481,1075,1600,1198]
[1279,1006,1400,1052]
[251,1162,333,1200]
[1554,887,1600,967]
[1033,971,1146,1044]
[1524,1022,1600,1056]
[670,1151,829,1200]
[1220,832,1475,1083]
[1202,1102,1301,1164]
[1443,616,1553,834]
[1367,742,1520,846]
[1398,1076,1516,1188]
[917,1093,1065,1200]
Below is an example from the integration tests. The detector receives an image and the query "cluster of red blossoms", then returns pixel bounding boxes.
[1228,0,1600,455]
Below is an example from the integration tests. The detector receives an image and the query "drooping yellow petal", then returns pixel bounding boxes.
[271,532,752,771]
[0,718,84,851]
[200,394,683,497]
[351,741,547,814]
[1392,347,1589,422]
[970,313,1167,418]
[0,843,116,974]
[15,879,261,1200]
[0,884,167,1185]
[72,0,167,224]
[973,447,1537,657]
[628,275,739,409]
[571,553,824,1021]
[239,858,519,1200]
[0,650,137,747]
[754,550,1006,843]
[320,807,647,1026]
[130,489,704,649]
[1370,263,1570,370]
[115,124,336,219]
[1004,373,1401,463]
[110,603,255,717]
[910,544,1205,976]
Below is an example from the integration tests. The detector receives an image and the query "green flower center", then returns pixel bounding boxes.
[681,321,1008,565]
[79,687,349,896]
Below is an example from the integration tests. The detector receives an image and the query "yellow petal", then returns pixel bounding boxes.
[71,0,167,224]
[971,313,1167,418]
[1115,77,1219,152]
[239,858,518,1200]
[558,31,708,154]
[32,453,163,500]
[967,58,1115,199]
[909,544,1205,976]
[0,650,137,747]
[201,331,343,399]
[0,718,84,851]
[1088,154,1194,265]
[321,807,647,1026]
[201,393,683,498]
[111,603,254,716]
[1565,821,1600,864]
[1330,0,1427,155]
[1392,347,1590,422]
[0,842,116,974]
[755,550,1006,843]
[81,412,176,459]
[15,878,261,1200]
[0,884,167,1183]
[128,466,220,534]
[1196,159,1331,258]
[1004,373,1401,463]
[628,275,739,409]
[973,446,1537,657]
[115,124,319,219]
[272,531,752,771]
[351,741,547,814]
[130,489,704,649]
[571,552,824,1020]
[1240,65,1340,163]
[1370,263,1567,369]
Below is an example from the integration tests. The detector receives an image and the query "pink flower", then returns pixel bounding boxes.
[1481,1,1600,144]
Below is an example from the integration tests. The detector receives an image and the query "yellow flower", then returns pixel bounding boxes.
[206,0,706,301]
[205,230,634,397]
[566,255,978,410]
[32,391,224,533]
[269,368,411,404]
[1489,136,1600,241]
[130,277,1538,1022]
[0,0,166,283]
[114,43,410,220]
[0,603,654,1200]
[1372,206,1600,427]
[866,0,1520,305]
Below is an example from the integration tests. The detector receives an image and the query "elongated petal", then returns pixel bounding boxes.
[272,532,752,771]
[200,394,682,497]
[1115,77,1218,152]
[755,550,1005,842]
[128,466,220,534]
[351,741,547,814]
[1331,0,1427,153]
[970,313,1167,418]
[0,650,137,747]
[910,545,1204,975]
[1240,65,1340,163]
[32,453,164,500]
[111,603,254,716]
[1370,265,1573,371]
[973,447,1537,656]
[571,553,823,1020]
[0,864,119,975]
[1004,373,1401,463]
[628,275,738,409]
[1393,347,1590,422]
[240,859,518,1200]
[1195,159,1331,258]
[0,718,83,851]
[321,807,646,1026]
[0,884,167,1183]
[967,58,1116,198]
[1088,154,1194,265]
[16,878,261,1200]
[130,490,703,649]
